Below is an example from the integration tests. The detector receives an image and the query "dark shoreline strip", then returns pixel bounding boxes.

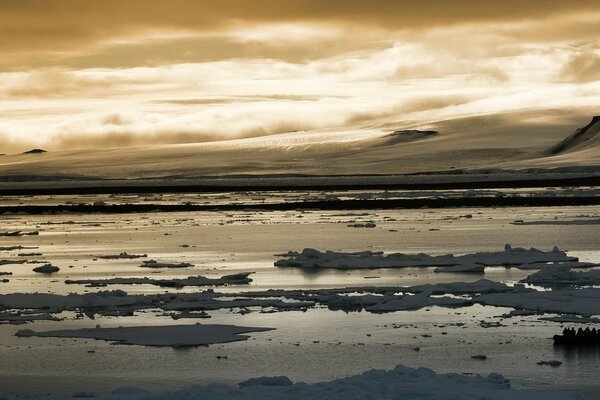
[0,175,598,196]
[0,196,598,214]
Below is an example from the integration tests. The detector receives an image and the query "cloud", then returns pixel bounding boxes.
[560,51,600,82]
[1,0,600,69]
[3,70,117,97]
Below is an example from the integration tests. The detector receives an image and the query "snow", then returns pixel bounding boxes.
[275,245,576,270]
[7,364,579,400]
[0,113,597,182]
[15,324,274,347]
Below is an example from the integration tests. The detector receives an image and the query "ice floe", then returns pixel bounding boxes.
[512,219,600,225]
[139,260,194,268]
[2,278,598,322]
[0,311,60,324]
[98,252,148,259]
[434,263,485,273]
[511,261,599,270]
[522,267,600,287]
[9,364,579,400]
[32,263,60,274]
[0,259,28,265]
[275,245,576,270]
[65,272,253,288]
[0,230,39,237]
[0,245,38,251]
[477,288,600,315]
[16,324,273,347]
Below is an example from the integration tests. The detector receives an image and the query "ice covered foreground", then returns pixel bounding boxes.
[29,365,579,400]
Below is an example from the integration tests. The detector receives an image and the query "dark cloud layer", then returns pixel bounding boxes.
[1,0,599,54]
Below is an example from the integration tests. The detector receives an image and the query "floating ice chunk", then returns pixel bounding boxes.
[512,219,600,226]
[239,376,293,387]
[347,222,377,228]
[407,279,512,295]
[139,260,194,268]
[0,230,39,237]
[499,309,538,318]
[540,315,600,324]
[522,267,600,287]
[0,311,60,324]
[32,263,60,274]
[434,263,485,273]
[98,252,148,259]
[477,288,600,315]
[512,261,599,270]
[0,259,27,265]
[537,360,563,367]
[72,391,96,398]
[0,246,37,251]
[366,292,473,312]
[275,245,576,270]
[65,272,253,288]
[15,324,274,347]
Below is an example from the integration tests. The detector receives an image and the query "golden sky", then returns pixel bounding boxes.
[1,0,600,152]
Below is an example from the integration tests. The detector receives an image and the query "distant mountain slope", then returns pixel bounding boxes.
[0,111,597,183]
[547,116,600,155]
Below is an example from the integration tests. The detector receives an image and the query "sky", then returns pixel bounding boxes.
[1,0,600,153]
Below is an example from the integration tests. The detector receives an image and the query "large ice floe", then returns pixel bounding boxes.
[65,272,253,288]
[2,279,599,325]
[16,324,273,347]
[10,364,579,400]
[476,288,600,315]
[274,245,576,270]
[521,266,600,287]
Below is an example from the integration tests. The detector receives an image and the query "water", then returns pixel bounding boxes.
[0,204,598,398]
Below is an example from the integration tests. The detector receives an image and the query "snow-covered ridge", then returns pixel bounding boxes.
[547,115,600,155]
[0,113,598,182]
